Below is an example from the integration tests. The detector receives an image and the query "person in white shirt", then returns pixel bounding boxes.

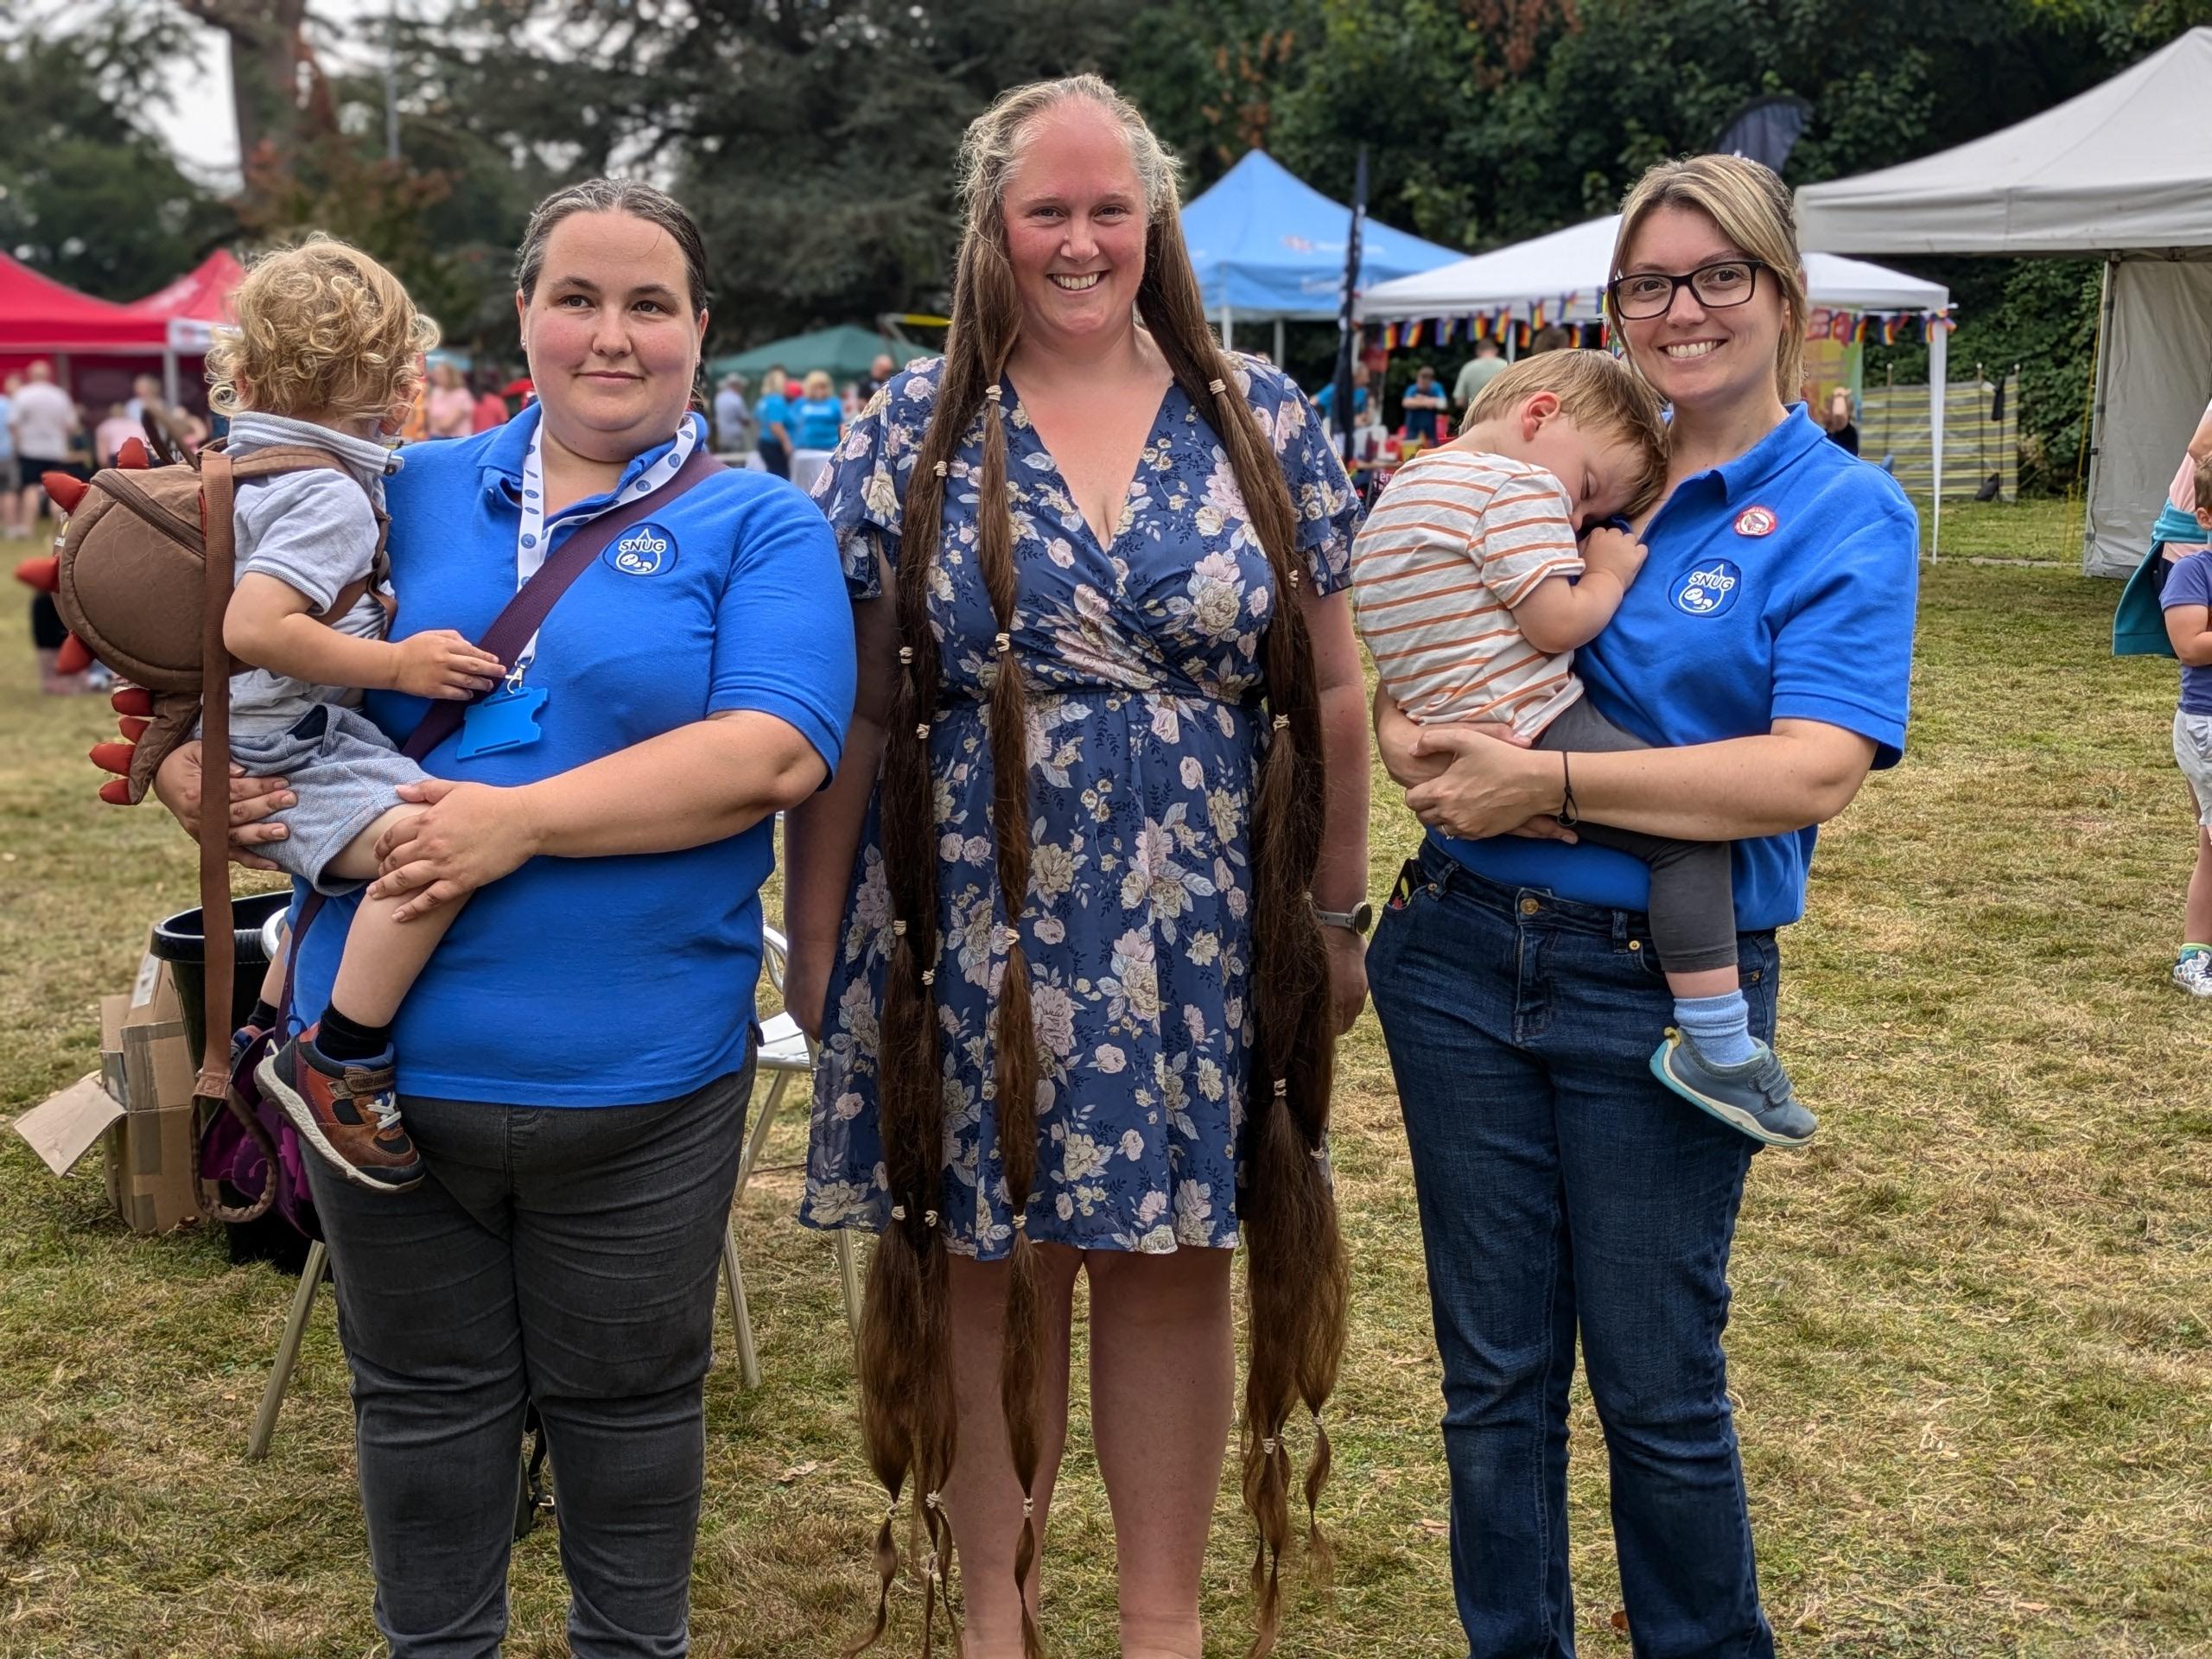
[10,360,81,530]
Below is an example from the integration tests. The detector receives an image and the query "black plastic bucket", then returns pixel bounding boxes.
[149,891,311,1271]
[150,889,290,1068]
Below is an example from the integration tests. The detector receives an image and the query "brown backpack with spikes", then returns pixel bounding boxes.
[50,439,389,806]
[40,435,387,1224]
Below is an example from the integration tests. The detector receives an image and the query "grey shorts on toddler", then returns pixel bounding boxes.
[229,703,429,896]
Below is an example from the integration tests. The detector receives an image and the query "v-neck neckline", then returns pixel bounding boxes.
[999,372,1180,556]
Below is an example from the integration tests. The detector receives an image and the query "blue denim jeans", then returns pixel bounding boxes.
[1366,842,1778,1659]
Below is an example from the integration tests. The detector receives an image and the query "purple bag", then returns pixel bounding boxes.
[200,1022,321,1243]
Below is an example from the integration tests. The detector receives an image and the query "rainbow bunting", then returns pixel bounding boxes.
[1530,298,1548,331]
[1403,318,1424,348]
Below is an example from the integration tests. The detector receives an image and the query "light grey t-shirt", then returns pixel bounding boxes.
[225,412,401,735]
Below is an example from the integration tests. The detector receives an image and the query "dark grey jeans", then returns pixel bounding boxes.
[304,1057,753,1659]
[1537,696,1739,976]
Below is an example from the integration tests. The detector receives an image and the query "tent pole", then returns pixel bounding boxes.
[163,350,180,410]
[1274,318,1285,365]
[1220,304,1233,353]
[1929,319,1946,562]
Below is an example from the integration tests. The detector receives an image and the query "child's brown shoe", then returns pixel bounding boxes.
[257,1025,423,1192]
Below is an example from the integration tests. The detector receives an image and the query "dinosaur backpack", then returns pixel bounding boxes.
[15,428,387,1225]
[29,432,389,806]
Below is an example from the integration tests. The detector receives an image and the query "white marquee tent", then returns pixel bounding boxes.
[1796,26,2212,575]
[1360,214,1955,548]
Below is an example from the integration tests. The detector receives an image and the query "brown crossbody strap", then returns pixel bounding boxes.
[191,450,283,1224]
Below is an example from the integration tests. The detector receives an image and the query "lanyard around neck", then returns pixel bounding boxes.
[508,414,700,686]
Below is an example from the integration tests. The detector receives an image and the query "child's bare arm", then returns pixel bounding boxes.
[1512,526,1645,654]
[2166,601,2212,666]
[225,575,504,700]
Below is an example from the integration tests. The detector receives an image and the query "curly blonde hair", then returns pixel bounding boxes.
[207,235,438,423]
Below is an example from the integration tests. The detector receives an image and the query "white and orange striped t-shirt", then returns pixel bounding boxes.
[1351,448,1587,740]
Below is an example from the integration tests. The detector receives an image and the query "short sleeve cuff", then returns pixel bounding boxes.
[707,686,849,779]
[1771,692,1906,770]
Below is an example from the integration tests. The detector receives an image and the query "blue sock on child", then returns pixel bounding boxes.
[1675,989,1758,1068]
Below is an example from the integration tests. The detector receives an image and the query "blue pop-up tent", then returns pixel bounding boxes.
[1180,150,1461,352]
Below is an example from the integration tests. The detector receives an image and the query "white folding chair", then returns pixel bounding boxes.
[249,926,863,1453]
[719,925,863,1389]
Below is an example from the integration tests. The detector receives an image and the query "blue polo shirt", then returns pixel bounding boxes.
[1438,405,1919,931]
[755,391,792,444]
[286,407,856,1105]
[791,397,845,451]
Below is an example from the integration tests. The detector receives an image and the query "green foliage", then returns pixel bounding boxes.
[0,5,233,300]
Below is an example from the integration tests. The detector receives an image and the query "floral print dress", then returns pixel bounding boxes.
[799,354,1360,1258]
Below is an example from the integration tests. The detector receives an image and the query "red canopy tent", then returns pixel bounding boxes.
[124,249,245,335]
[122,249,246,408]
[0,251,161,353]
[0,252,171,422]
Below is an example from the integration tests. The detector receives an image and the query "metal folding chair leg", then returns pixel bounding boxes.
[720,1224,761,1390]
[249,1238,327,1459]
[836,1229,863,1343]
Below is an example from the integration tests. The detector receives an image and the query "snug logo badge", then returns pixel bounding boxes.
[1733,505,1777,537]
[607,522,677,576]
[1673,559,1743,618]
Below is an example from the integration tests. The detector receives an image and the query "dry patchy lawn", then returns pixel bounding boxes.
[1,500,2207,1657]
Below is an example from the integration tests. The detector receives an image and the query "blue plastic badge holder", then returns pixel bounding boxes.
[457,684,548,759]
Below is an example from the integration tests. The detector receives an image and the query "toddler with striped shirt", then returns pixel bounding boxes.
[1353,351,1814,1147]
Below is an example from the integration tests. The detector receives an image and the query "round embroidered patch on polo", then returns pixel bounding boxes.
[606,522,677,576]
[1733,505,1777,537]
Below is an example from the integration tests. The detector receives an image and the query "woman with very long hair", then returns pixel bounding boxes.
[785,75,1370,1659]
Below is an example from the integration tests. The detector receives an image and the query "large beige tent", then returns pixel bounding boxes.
[1796,27,2212,575]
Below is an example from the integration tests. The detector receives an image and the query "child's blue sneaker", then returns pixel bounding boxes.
[1649,1027,1816,1147]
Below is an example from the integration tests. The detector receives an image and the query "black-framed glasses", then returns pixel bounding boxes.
[1606,259,1766,320]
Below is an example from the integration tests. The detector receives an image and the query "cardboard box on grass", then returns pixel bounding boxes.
[13,932,202,1235]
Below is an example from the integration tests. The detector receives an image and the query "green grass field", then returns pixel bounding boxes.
[3,498,2208,1658]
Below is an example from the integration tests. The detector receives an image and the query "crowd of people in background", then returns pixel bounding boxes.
[709,349,898,485]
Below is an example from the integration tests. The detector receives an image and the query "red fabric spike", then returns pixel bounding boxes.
[13,554,59,593]
[43,472,88,513]
[56,635,95,674]
[111,685,154,717]
[90,740,135,775]
[118,715,149,741]
[99,778,135,806]
[116,436,150,470]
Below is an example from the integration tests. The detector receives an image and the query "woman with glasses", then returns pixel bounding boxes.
[1366,155,1920,1656]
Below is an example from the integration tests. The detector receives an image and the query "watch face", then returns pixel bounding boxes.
[1352,901,1376,935]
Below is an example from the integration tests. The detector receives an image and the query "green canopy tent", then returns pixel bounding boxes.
[708,325,928,385]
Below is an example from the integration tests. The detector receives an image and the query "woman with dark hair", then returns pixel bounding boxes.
[153,177,856,1657]
[785,74,1369,1659]
[1368,155,1919,1656]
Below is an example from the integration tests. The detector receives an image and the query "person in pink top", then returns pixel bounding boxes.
[423,359,475,438]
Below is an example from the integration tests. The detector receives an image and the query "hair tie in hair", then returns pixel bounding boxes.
[1262,1436,1279,1455]
[923,1550,940,1583]
[1207,378,1226,395]
[1273,715,1289,731]
[1021,1497,1034,1518]
[885,1502,899,1521]
[1001,923,1021,948]
[893,919,908,938]
[1274,1078,1288,1097]
[920,968,936,986]
[1310,1144,1329,1162]
[984,384,1002,403]
[925,1491,943,1510]
[916,722,931,740]
[899,645,914,664]
[933,460,948,477]
[891,1205,907,1221]
[925,1209,939,1226]
[995,631,1012,655]
[1011,1213,1027,1231]
[1311,1407,1325,1426]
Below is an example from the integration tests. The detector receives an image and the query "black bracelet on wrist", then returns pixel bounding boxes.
[1557,751,1579,828]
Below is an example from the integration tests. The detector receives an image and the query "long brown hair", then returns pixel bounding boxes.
[851,73,1349,1658]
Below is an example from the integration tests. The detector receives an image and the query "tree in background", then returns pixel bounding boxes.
[0,5,234,299]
